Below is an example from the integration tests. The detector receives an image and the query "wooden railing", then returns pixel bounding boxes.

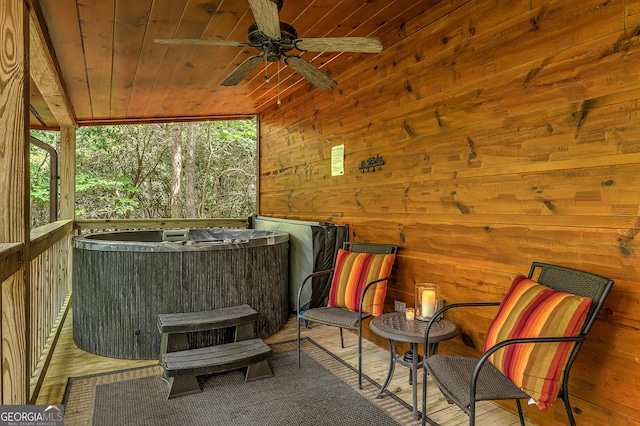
[1,217,250,404]
[28,220,74,402]
[0,220,74,404]
[0,242,23,283]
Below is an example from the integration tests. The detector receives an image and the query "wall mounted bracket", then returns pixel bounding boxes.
[359,154,385,173]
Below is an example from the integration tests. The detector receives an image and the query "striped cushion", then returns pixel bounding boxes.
[327,249,396,316]
[484,274,592,410]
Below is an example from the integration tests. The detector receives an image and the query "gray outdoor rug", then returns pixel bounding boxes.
[62,339,418,425]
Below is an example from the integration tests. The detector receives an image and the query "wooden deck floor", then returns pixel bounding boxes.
[36,309,533,425]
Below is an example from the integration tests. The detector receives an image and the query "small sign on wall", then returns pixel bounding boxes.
[331,144,344,176]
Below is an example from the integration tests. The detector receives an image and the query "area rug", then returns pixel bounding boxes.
[62,338,418,425]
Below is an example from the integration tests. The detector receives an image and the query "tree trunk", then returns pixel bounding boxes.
[170,124,183,218]
[186,124,196,218]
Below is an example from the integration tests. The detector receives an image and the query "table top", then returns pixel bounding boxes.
[369,312,458,344]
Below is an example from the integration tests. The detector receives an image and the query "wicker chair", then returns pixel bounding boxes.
[296,241,398,389]
[421,262,614,426]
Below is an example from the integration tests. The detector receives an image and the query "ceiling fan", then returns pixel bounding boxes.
[154,0,383,90]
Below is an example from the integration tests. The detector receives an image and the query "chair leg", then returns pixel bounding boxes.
[561,389,577,426]
[297,315,301,368]
[469,399,476,426]
[358,331,362,389]
[339,328,344,348]
[516,399,525,426]
[421,365,428,426]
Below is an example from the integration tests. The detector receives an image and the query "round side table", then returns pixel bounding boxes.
[369,312,458,420]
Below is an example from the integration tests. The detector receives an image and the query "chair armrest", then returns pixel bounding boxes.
[358,275,393,318]
[467,334,586,404]
[483,335,586,359]
[296,269,333,315]
[423,302,501,352]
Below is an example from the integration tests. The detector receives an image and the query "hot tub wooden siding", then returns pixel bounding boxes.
[257,1,640,425]
[72,234,289,360]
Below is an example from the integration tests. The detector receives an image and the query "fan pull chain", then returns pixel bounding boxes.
[277,60,281,105]
[264,62,270,83]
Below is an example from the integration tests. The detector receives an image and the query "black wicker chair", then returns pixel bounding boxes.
[421,262,614,426]
[296,241,398,389]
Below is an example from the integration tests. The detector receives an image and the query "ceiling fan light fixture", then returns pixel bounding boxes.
[263,45,280,62]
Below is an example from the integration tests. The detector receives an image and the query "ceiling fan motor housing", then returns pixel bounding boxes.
[248,22,298,61]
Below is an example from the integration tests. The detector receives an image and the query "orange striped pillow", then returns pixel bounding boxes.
[327,249,395,316]
[484,275,591,410]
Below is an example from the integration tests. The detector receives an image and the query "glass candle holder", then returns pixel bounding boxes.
[405,307,415,321]
[415,283,440,321]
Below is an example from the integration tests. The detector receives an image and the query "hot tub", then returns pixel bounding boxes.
[72,228,289,359]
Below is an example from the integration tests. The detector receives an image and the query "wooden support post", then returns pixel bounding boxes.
[0,0,30,404]
[59,126,75,294]
[255,114,261,215]
[60,126,76,220]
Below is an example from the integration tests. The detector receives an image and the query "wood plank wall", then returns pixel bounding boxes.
[257,0,640,424]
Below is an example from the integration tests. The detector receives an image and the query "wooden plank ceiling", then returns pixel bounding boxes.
[29,0,439,130]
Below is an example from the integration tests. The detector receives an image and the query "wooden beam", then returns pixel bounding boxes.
[59,126,76,220]
[0,0,30,404]
[26,0,77,128]
[77,114,255,127]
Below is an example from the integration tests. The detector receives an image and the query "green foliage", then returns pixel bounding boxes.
[29,119,257,225]
[30,130,66,226]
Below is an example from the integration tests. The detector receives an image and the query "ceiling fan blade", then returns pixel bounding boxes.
[295,37,383,53]
[248,0,281,39]
[154,38,248,48]
[221,55,264,86]
[284,56,337,90]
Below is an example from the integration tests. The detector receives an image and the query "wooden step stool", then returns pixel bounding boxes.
[157,304,272,399]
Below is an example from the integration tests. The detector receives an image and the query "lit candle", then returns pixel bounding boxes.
[421,290,436,318]
[405,307,415,320]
